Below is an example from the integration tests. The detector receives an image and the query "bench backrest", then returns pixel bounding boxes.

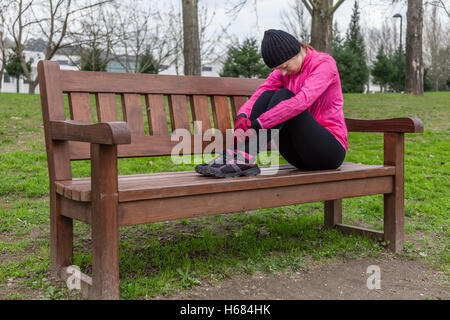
[39,61,264,161]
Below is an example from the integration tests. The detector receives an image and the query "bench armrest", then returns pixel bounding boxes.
[50,120,131,145]
[345,117,424,133]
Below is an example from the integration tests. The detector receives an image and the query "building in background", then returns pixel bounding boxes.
[1,38,223,94]
[0,39,79,94]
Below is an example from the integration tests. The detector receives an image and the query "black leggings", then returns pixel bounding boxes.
[247,89,346,170]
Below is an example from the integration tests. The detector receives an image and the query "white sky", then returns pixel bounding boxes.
[191,0,410,41]
[161,0,448,42]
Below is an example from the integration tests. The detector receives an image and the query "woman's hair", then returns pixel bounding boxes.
[300,42,314,50]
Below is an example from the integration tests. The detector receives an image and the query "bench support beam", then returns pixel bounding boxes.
[335,224,384,241]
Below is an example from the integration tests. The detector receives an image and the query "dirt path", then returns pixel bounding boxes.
[155,255,449,300]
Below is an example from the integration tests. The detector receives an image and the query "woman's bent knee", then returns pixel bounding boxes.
[273,88,295,100]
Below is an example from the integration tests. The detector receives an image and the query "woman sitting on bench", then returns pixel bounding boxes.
[196,29,348,178]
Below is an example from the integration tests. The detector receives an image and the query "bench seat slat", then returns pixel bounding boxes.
[55,162,395,203]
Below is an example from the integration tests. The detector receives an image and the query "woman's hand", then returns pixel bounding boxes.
[234,114,251,132]
[233,115,261,146]
[233,115,251,145]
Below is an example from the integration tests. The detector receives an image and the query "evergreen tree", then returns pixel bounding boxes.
[371,45,394,92]
[344,1,369,92]
[220,38,271,79]
[331,21,355,92]
[139,50,158,74]
[80,47,108,72]
[331,22,344,52]
[423,67,432,92]
[333,48,360,93]
[387,48,406,92]
[332,1,369,93]
[5,51,31,93]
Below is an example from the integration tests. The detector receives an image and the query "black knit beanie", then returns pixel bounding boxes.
[261,29,301,68]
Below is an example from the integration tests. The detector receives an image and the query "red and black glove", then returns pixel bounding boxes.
[233,114,261,145]
[234,113,251,131]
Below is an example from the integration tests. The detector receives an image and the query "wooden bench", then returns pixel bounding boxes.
[37,60,424,299]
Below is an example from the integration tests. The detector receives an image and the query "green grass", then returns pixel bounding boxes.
[0,91,449,299]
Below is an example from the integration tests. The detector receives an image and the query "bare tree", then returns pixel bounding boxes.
[111,2,149,73]
[9,0,110,94]
[426,0,449,17]
[164,1,233,75]
[198,2,235,67]
[280,0,311,43]
[108,1,175,74]
[9,0,35,93]
[424,4,450,91]
[0,2,10,91]
[165,3,184,75]
[366,19,399,55]
[225,0,343,53]
[63,2,115,71]
[405,0,424,95]
[147,12,178,73]
[182,0,201,76]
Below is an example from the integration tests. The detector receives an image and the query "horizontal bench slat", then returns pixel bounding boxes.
[68,135,233,160]
[55,162,395,203]
[60,69,264,96]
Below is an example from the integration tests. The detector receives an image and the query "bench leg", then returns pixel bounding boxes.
[90,144,120,300]
[383,193,404,253]
[383,132,405,253]
[50,193,73,278]
[324,199,342,228]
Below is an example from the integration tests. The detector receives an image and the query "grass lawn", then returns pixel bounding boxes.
[0,91,448,299]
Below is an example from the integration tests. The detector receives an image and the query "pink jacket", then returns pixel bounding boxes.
[237,47,348,151]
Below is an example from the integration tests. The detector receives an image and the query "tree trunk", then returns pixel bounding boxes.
[303,0,345,53]
[310,0,334,53]
[0,71,3,92]
[28,78,38,95]
[17,49,35,94]
[182,0,201,76]
[405,0,424,96]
